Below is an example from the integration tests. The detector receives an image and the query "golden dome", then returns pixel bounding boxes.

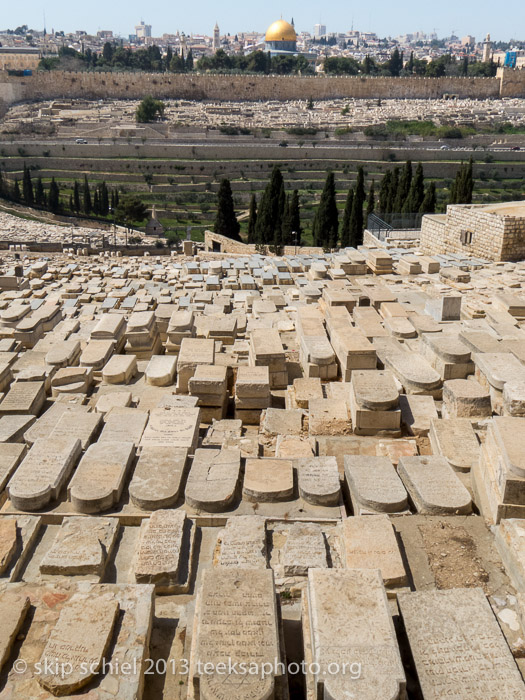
[265,19,297,43]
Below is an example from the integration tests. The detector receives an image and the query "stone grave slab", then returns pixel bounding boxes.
[48,410,103,451]
[185,447,241,512]
[0,380,46,416]
[24,402,88,446]
[0,414,35,443]
[0,519,17,575]
[398,455,472,514]
[243,458,294,502]
[0,442,26,493]
[99,406,148,444]
[0,516,41,582]
[139,407,200,453]
[296,456,341,506]
[215,515,268,568]
[145,354,177,386]
[129,446,188,510]
[429,418,480,472]
[344,455,408,514]
[283,522,328,575]
[0,591,30,672]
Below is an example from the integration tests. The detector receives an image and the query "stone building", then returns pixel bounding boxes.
[265,19,297,55]
[420,201,525,262]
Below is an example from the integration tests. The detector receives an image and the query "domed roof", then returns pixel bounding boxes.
[265,19,297,43]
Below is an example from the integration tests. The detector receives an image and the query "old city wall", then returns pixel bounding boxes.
[0,71,506,105]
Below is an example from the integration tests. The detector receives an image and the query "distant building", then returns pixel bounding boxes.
[145,206,164,237]
[97,31,113,39]
[0,47,41,71]
[135,21,152,40]
[213,23,220,50]
[482,33,492,62]
[461,35,475,47]
[265,19,297,54]
[314,23,326,39]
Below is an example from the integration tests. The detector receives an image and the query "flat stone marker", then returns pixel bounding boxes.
[442,378,491,418]
[297,455,341,506]
[102,353,137,384]
[398,455,472,514]
[398,587,525,700]
[0,380,46,416]
[133,510,194,593]
[216,515,268,568]
[0,414,35,443]
[38,593,120,696]
[344,455,408,514]
[385,351,441,394]
[429,418,480,472]
[139,407,200,453]
[94,390,132,414]
[474,352,525,391]
[283,522,328,575]
[0,592,30,672]
[99,406,148,444]
[0,443,26,493]
[488,417,525,478]
[341,514,408,587]
[7,437,82,511]
[0,518,17,574]
[68,441,135,513]
[145,354,177,386]
[129,446,188,510]
[48,410,103,451]
[495,518,525,594]
[185,447,241,512]
[191,568,285,700]
[244,458,294,502]
[40,516,119,577]
[351,369,399,410]
[399,394,439,436]
[304,569,406,700]
[24,402,88,446]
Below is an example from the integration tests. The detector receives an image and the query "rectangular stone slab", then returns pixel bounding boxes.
[341,514,408,587]
[185,447,241,512]
[0,591,30,672]
[0,442,27,493]
[39,516,119,577]
[0,519,17,575]
[68,441,135,513]
[243,458,294,502]
[48,411,103,451]
[38,593,120,696]
[283,521,328,575]
[139,407,200,453]
[24,403,89,447]
[128,446,188,510]
[191,568,283,699]
[429,418,480,472]
[305,568,406,700]
[0,381,46,416]
[297,456,341,506]
[99,407,148,444]
[216,515,268,569]
[398,587,525,700]
[398,455,472,515]
[0,414,35,443]
[344,455,408,514]
[133,510,194,593]
[0,515,41,582]
[7,437,82,511]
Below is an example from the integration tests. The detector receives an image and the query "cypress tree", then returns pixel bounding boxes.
[48,178,60,213]
[340,187,354,248]
[378,170,391,213]
[366,180,375,220]
[93,189,100,216]
[394,160,412,212]
[420,182,437,214]
[403,162,425,213]
[349,167,366,248]
[114,189,119,208]
[13,179,21,202]
[35,178,45,206]
[69,194,74,211]
[313,171,338,249]
[73,181,81,213]
[22,164,34,205]
[449,159,474,205]
[214,178,241,241]
[281,194,292,246]
[83,175,92,214]
[254,166,285,245]
[288,189,301,246]
[247,194,257,243]
[0,170,5,199]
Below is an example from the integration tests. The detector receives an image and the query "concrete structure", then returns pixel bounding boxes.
[420,202,525,262]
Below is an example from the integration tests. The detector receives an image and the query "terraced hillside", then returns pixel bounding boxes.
[1,139,524,242]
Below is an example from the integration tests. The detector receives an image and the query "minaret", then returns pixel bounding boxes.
[483,33,492,63]
[213,23,220,51]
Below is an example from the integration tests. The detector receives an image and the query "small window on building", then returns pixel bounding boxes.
[460,230,473,245]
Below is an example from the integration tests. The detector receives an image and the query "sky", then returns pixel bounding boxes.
[2,0,524,43]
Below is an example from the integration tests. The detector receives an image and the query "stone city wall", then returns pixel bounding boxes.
[204,230,323,256]
[0,70,506,106]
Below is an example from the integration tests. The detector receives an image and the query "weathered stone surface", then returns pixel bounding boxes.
[0,592,30,672]
[474,352,525,391]
[24,402,88,446]
[216,515,268,568]
[495,518,525,595]
[0,380,46,416]
[99,406,148,444]
[304,569,406,700]
[308,398,351,436]
[385,351,441,394]
[398,588,525,700]
[262,407,304,435]
[351,369,399,410]
[94,390,132,414]
[133,510,194,593]
[442,378,492,418]
[129,446,188,510]
[283,522,328,575]
[297,455,341,506]
[145,354,177,386]
[0,442,26,493]
[345,455,408,514]
[398,394,439,436]
[0,414,35,443]
[8,437,82,511]
[398,455,472,514]
[48,410,103,451]
[489,417,525,478]
[341,515,408,586]
[68,441,135,513]
[429,418,480,472]
[185,447,241,512]
[38,593,120,695]
[244,457,294,502]
[191,568,284,700]
[140,407,200,453]
[102,353,137,384]
[40,516,119,577]
[0,519,17,574]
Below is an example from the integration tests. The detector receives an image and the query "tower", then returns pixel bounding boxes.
[483,33,492,63]
[213,23,220,51]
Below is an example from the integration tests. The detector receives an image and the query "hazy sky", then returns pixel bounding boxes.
[2,0,524,42]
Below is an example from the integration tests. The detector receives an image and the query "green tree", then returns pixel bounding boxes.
[115,194,149,235]
[73,181,80,213]
[48,178,60,213]
[255,166,285,245]
[22,164,34,205]
[12,179,21,202]
[288,189,301,246]
[313,171,338,249]
[35,178,45,206]
[387,47,404,76]
[82,175,92,215]
[403,162,425,213]
[394,160,412,212]
[378,170,392,213]
[420,182,437,214]
[136,96,165,123]
[349,166,365,247]
[247,194,257,243]
[340,187,354,248]
[186,49,194,71]
[450,158,474,205]
[366,180,375,220]
[214,178,241,241]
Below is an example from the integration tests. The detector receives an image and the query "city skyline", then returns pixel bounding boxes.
[1,0,524,42]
